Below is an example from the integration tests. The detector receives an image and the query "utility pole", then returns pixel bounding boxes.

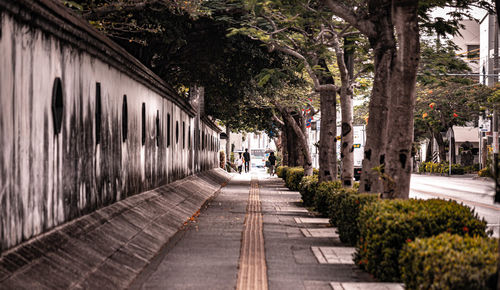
[494,110,499,202]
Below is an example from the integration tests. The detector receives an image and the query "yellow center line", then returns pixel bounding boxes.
[236,178,268,290]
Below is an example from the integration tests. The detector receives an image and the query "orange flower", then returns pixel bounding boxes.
[428,90,433,94]
[453,113,458,117]
[422,113,428,119]
[429,102,436,109]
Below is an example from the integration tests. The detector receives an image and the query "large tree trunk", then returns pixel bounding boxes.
[383,0,420,199]
[279,108,313,176]
[318,88,338,182]
[285,119,301,166]
[359,2,396,193]
[318,59,338,183]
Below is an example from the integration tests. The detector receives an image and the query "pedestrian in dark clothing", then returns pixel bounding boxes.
[268,152,276,176]
[243,149,250,173]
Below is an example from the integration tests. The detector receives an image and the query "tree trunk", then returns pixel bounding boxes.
[359,28,395,193]
[425,137,432,162]
[318,87,338,182]
[285,119,300,166]
[282,126,289,166]
[318,58,338,183]
[279,108,313,176]
[332,35,355,187]
[433,129,447,162]
[383,0,420,199]
[225,126,231,170]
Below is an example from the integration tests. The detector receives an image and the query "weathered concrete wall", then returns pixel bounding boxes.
[0,169,231,289]
[0,0,220,252]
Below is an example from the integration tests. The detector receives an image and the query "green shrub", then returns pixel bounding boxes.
[419,162,466,175]
[443,164,465,175]
[276,166,288,179]
[400,233,498,290]
[478,167,492,177]
[285,167,305,191]
[337,193,380,246]
[355,199,489,282]
[418,162,426,173]
[298,175,319,207]
[313,181,357,222]
[313,168,319,176]
[313,181,342,217]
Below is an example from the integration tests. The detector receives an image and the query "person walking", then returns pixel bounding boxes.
[236,153,243,174]
[243,149,250,173]
[268,152,276,176]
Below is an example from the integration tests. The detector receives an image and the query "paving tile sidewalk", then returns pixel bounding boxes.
[259,175,379,290]
[133,171,402,290]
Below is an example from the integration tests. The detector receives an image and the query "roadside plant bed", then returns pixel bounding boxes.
[418,162,467,175]
[478,167,492,177]
[298,175,319,207]
[337,193,380,245]
[400,233,498,289]
[276,166,288,179]
[355,198,489,282]
[286,167,305,191]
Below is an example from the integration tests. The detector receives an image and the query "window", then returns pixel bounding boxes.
[167,114,171,147]
[202,132,205,150]
[467,45,479,59]
[182,121,185,149]
[142,103,146,146]
[156,110,160,147]
[122,95,128,142]
[176,121,179,144]
[188,126,191,149]
[95,83,102,145]
[51,77,63,135]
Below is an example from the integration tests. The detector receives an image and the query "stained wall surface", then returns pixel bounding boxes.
[0,0,220,252]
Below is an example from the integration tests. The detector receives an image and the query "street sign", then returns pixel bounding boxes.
[479,119,491,132]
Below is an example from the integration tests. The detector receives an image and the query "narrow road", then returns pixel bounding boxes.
[410,174,500,238]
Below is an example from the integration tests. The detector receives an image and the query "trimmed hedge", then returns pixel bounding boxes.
[286,167,305,191]
[313,181,358,222]
[298,175,319,207]
[337,193,379,245]
[400,233,498,289]
[418,162,466,175]
[478,167,492,177]
[355,198,489,282]
[276,166,288,179]
[313,181,342,218]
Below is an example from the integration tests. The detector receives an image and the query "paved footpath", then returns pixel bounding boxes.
[131,171,403,290]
